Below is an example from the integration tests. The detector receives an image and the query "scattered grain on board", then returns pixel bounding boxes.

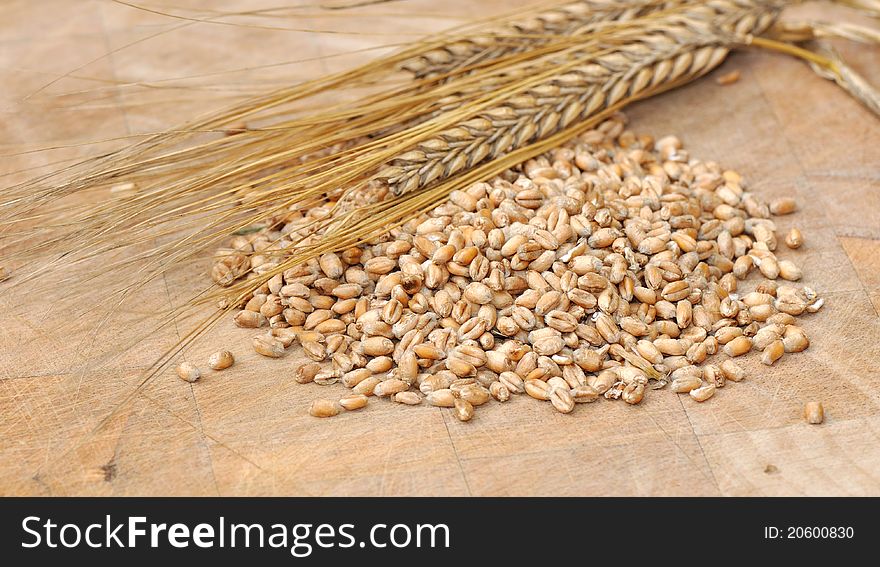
[206,114,824,421]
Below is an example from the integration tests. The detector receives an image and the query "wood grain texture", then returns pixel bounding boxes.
[1,0,879,496]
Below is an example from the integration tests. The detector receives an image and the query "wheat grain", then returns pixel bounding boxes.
[309,399,340,418]
[339,394,369,411]
[803,401,825,424]
[689,383,716,402]
[715,69,742,85]
[176,362,201,383]
[784,228,803,249]
[207,350,235,370]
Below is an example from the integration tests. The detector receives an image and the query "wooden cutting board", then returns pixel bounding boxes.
[1,0,879,496]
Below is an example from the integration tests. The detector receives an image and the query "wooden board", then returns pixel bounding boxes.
[1,0,879,496]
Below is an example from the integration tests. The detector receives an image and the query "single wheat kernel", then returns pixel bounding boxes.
[777,260,803,281]
[454,398,475,422]
[253,334,285,358]
[723,336,753,357]
[524,379,552,401]
[449,378,477,397]
[499,371,525,394]
[806,297,825,313]
[427,389,456,407]
[753,325,783,351]
[720,360,746,383]
[703,336,719,355]
[176,362,201,383]
[654,338,688,356]
[352,376,382,396]
[784,228,803,249]
[295,362,321,384]
[489,381,510,402]
[301,340,326,362]
[234,310,268,328]
[207,350,234,370]
[715,69,741,85]
[622,382,645,405]
[689,383,716,402]
[671,375,702,393]
[761,339,785,366]
[374,378,409,397]
[703,364,725,388]
[419,374,450,394]
[397,350,419,383]
[770,197,797,215]
[733,255,753,279]
[458,384,491,406]
[715,326,743,345]
[309,399,340,418]
[547,376,570,392]
[571,384,599,403]
[362,336,394,356]
[314,370,339,386]
[589,370,617,394]
[768,313,797,325]
[782,325,810,353]
[366,356,393,373]
[394,391,423,405]
[550,387,575,413]
[803,401,824,424]
[757,256,780,279]
[671,365,701,379]
[339,394,369,411]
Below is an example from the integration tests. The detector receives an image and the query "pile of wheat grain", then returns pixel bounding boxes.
[193,112,821,420]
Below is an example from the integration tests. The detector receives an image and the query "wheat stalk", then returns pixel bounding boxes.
[751,34,880,115]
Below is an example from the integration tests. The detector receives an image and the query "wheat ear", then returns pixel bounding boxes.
[378,0,783,196]
[402,0,695,78]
